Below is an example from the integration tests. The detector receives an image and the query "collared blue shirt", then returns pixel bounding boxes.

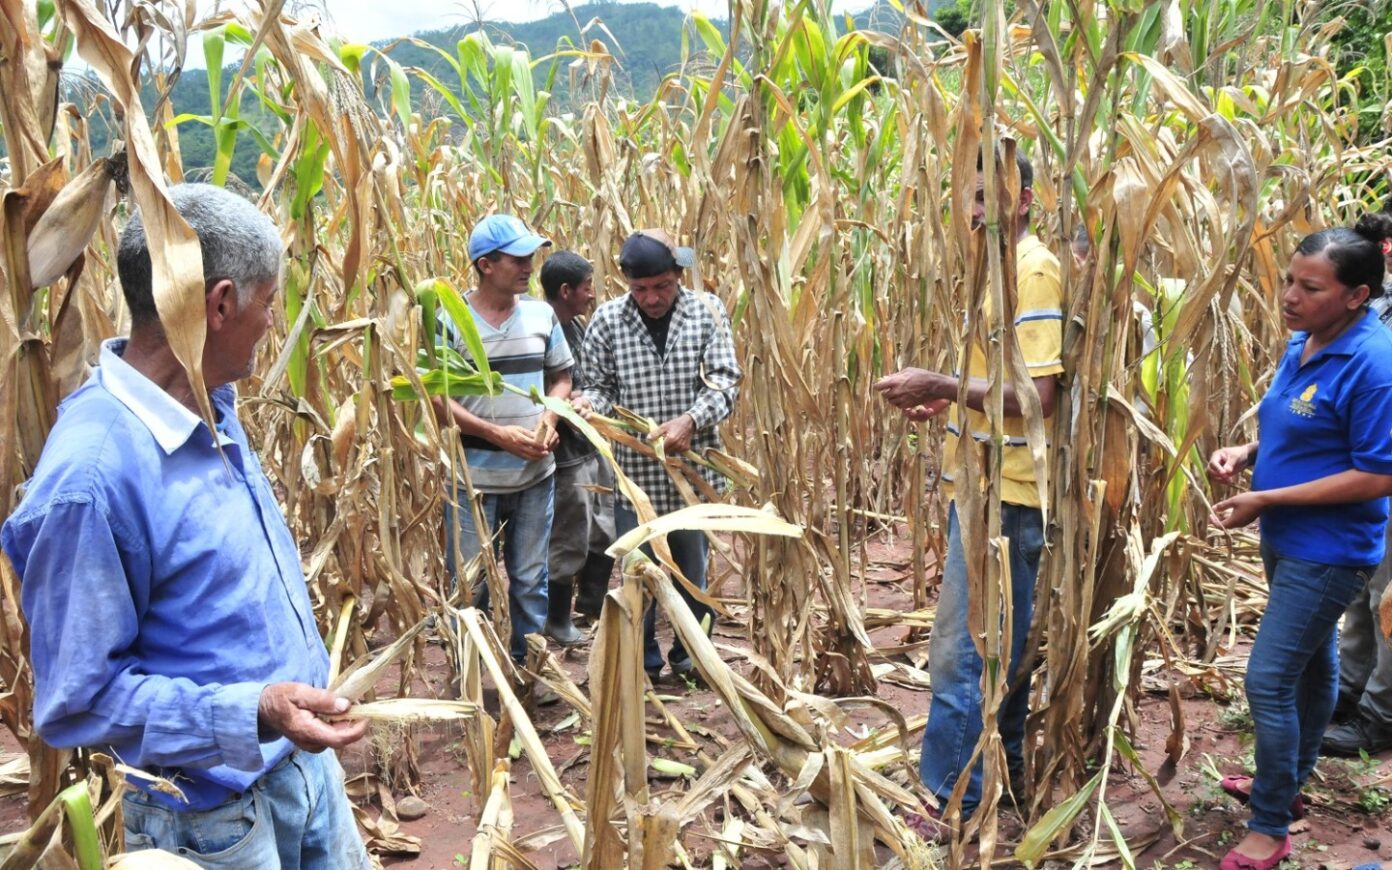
[1252,309,1392,566]
[1,339,328,810]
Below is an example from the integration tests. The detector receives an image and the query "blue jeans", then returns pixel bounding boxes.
[614,503,712,672]
[443,476,554,662]
[122,750,369,869]
[920,501,1044,814]
[1246,544,1370,836]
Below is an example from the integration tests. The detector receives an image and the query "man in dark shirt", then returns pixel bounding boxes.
[579,230,741,681]
[540,252,616,641]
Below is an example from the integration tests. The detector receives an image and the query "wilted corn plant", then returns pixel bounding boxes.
[1,0,1389,865]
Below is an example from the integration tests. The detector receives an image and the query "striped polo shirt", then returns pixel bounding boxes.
[453,296,573,493]
[942,234,1065,508]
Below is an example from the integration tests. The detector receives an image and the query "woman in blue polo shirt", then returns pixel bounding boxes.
[1207,213,1392,870]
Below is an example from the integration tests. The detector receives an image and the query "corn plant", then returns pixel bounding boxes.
[0,0,1389,866]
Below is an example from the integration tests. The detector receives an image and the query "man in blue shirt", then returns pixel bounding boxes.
[1,184,371,868]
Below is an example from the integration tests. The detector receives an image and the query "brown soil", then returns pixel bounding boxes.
[2,526,1389,868]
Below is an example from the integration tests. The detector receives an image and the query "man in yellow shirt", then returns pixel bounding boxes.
[875,148,1063,830]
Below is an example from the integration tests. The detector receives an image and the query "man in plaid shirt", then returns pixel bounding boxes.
[578,230,741,682]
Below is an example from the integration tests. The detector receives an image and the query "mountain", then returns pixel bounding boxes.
[75,1,920,186]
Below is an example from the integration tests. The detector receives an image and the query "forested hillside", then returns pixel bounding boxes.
[74,1,916,186]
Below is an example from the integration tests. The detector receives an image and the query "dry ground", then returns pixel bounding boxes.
[2,525,1388,868]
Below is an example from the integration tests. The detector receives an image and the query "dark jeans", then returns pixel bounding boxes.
[443,476,555,661]
[614,502,712,672]
[1337,523,1392,725]
[919,501,1044,814]
[1246,544,1370,836]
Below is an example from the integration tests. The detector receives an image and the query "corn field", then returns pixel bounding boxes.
[0,0,1389,866]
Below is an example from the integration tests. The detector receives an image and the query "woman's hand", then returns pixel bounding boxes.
[1211,490,1268,529]
[1207,444,1254,484]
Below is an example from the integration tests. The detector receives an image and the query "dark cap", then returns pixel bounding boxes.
[618,229,695,279]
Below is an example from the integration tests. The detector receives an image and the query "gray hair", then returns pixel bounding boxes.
[117,183,283,326]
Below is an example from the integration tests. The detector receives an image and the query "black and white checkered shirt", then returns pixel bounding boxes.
[581,288,741,514]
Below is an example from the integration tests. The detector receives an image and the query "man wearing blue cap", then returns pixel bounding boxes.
[435,214,574,662]
[579,229,741,683]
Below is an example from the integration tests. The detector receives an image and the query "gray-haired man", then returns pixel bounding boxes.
[2,184,371,868]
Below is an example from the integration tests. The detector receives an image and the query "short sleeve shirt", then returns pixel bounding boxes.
[942,234,1064,508]
[1252,308,1392,566]
[452,297,573,493]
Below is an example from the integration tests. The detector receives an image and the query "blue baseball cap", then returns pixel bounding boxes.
[468,214,551,262]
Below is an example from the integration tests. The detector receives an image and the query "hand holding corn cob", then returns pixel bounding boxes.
[258,682,368,751]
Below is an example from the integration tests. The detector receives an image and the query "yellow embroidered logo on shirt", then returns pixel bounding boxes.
[1289,383,1318,417]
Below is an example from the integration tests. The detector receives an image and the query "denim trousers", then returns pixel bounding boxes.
[1247,544,1370,836]
[920,500,1044,814]
[614,502,712,672]
[1337,522,1392,725]
[122,750,369,869]
[443,475,555,661]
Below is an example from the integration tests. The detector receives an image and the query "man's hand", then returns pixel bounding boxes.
[570,394,594,419]
[874,368,951,410]
[258,683,368,753]
[1211,491,1267,530]
[491,424,551,461]
[904,399,952,421]
[650,414,696,453]
[1207,445,1253,484]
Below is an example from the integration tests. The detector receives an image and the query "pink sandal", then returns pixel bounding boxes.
[1219,774,1306,820]
[1219,833,1291,870]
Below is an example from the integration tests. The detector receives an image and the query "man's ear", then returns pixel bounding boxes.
[206,278,238,332]
[1018,187,1035,216]
[558,282,574,301]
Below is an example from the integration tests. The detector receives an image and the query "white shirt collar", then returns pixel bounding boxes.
[97,338,233,454]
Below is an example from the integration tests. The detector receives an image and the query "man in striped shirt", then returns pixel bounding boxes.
[875,148,1063,831]
[435,215,574,662]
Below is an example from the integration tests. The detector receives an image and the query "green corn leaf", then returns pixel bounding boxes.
[1099,802,1136,870]
[651,758,697,778]
[204,26,226,118]
[390,369,500,401]
[58,783,101,870]
[411,67,469,120]
[212,116,239,186]
[338,42,370,75]
[387,56,413,127]
[1014,770,1103,866]
[429,279,495,393]
[511,49,539,141]
[1114,729,1185,837]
